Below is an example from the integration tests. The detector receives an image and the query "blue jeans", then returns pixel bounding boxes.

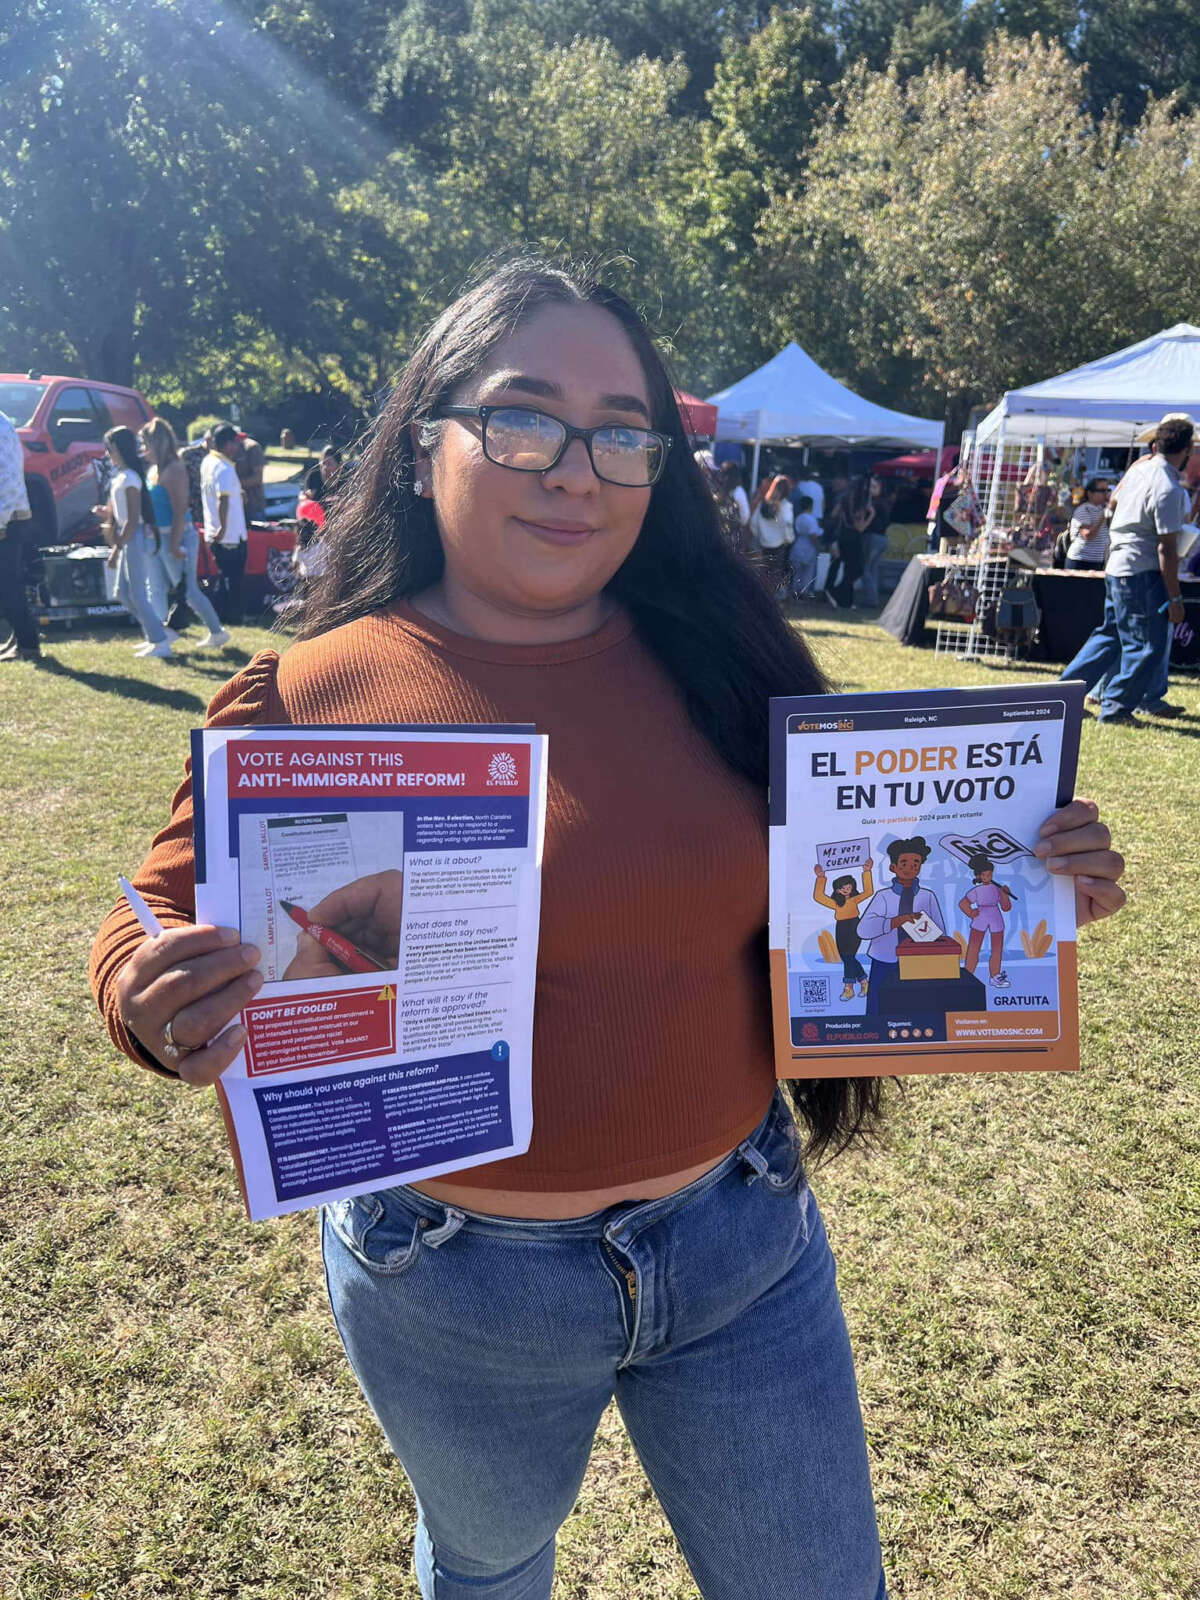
[856,532,889,608]
[789,538,819,597]
[153,520,223,634]
[322,1092,886,1600]
[113,526,167,644]
[1060,570,1169,715]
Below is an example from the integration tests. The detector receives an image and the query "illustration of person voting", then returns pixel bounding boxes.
[958,853,1013,990]
[813,861,875,1001]
[856,837,947,1014]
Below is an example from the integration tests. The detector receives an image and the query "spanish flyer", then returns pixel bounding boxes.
[192,724,547,1219]
[768,683,1084,1077]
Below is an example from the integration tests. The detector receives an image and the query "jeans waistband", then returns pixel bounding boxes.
[356,1089,798,1245]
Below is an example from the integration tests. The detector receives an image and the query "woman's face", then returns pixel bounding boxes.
[869,475,882,496]
[320,453,340,483]
[105,440,122,467]
[978,866,994,883]
[424,301,654,629]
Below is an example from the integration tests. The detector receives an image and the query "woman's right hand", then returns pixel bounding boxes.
[115,924,264,1086]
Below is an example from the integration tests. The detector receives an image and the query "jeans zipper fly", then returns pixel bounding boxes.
[604,1239,637,1302]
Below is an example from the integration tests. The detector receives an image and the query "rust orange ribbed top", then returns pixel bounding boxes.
[89,601,777,1190]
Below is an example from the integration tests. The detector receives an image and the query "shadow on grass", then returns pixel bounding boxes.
[33,653,209,714]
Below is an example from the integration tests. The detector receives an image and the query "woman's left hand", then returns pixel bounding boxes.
[1033,798,1125,927]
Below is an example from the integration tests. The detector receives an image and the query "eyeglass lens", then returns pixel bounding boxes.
[484,407,663,486]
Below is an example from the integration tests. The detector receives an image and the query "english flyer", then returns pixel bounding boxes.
[192,723,547,1219]
[768,683,1084,1077]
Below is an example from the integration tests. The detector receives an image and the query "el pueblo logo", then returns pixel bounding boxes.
[487,751,520,787]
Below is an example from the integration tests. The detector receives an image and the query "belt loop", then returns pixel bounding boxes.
[423,1206,466,1248]
[737,1141,771,1186]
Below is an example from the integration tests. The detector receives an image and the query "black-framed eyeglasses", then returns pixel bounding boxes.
[434,404,671,488]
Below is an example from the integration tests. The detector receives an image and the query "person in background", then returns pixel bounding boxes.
[854,475,892,608]
[789,493,821,600]
[1060,415,1193,725]
[826,476,870,608]
[180,425,215,523]
[140,418,230,649]
[791,470,824,531]
[718,461,750,542]
[201,423,249,625]
[293,464,328,580]
[320,445,344,492]
[97,426,173,658]
[749,473,794,596]
[0,408,40,662]
[1063,479,1111,571]
[235,431,267,522]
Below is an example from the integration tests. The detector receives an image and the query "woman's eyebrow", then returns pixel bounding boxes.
[480,372,652,423]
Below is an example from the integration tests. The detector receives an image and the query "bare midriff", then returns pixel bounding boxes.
[410,1147,735,1219]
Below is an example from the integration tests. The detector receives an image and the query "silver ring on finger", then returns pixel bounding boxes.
[161,1016,190,1061]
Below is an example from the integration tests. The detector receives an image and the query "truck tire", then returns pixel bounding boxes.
[24,477,57,548]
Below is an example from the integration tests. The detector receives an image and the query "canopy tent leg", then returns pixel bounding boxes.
[984,419,1007,534]
[750,440,762,493]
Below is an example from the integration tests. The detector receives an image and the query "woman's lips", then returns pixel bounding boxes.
[514,516,598,546]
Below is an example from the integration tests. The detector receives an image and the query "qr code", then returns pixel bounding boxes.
[801,977,830,1007]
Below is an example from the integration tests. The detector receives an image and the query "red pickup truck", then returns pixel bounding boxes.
[0,372,154,546]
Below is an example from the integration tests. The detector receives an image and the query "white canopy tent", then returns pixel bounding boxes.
[706,341,944,487]
[972,323,1200,525]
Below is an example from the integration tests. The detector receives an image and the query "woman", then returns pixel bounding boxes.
[717,459,750,542]
[958,854,1013,989]
[90,258,1125,1600]
[813,861,875,1000]
[854,476,891,609]
[826,475,870,609]
[94,426,172,658]
[293,465,329,580]
[749,473,794,596]
[140,418,231,649]
[1063,478,1111,571]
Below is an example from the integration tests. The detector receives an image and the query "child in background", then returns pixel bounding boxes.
[789,494,821,599]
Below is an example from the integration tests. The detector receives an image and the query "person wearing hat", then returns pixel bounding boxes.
[1060,415,1193,725]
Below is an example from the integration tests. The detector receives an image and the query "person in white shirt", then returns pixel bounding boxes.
[1064,479,1111,570]
[0,410,40,661]
[718,461,751,544]
[749,475,794,596]
[201,422,248,623]
[791,475,824,529]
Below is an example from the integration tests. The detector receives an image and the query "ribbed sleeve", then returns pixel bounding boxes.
[88,650,289,1072]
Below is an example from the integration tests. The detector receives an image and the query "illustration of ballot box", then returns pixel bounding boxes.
[896,932,963,981]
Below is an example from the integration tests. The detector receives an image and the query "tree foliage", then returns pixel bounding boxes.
[3,1,1199,428]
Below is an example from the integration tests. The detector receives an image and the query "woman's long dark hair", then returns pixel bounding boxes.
[295,255,884,1160]
[105,425,157,533]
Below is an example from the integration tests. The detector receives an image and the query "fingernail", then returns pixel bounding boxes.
[228,1025,247,1047]
[1033,840,1052,856]
[1038,821,1057,837]
[246,969,264,992]
[1047,856,1067,871]
[218,926,241,944]
[239,944,260,965]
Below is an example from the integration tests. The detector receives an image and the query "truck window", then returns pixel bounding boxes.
[49,386,106,442]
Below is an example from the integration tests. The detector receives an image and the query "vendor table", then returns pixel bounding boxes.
[879,553,1200,670]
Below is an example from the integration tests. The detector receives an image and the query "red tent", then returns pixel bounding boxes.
[674,389,718,437]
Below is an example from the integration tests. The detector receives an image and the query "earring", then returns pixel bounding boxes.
[413,478,423,496]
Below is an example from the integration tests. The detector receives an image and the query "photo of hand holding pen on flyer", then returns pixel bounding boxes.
[280,869,404,980]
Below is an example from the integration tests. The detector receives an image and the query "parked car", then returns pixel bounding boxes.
[0,372,154,547]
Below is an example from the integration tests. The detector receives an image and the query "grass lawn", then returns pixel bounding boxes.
[1,610,1197,1599]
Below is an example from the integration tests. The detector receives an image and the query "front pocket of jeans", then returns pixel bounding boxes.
[326,1191,425,1276]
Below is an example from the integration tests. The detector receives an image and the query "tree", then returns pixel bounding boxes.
[757,34,1200,427]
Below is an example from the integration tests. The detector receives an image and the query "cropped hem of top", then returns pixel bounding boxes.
[89,600,780,1192]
